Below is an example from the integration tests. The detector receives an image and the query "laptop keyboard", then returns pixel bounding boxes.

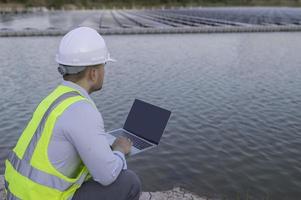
[111,131,152,150]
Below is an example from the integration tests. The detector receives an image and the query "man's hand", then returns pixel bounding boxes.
[112,136,133,155]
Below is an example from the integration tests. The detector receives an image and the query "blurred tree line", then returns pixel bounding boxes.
[0,0,301,8]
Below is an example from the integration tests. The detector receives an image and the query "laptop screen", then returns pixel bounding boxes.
[123,99,171,145]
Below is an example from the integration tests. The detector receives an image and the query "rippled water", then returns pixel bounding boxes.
[0,33,301,199]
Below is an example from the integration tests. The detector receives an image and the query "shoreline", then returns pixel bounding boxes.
[0,175,206,200]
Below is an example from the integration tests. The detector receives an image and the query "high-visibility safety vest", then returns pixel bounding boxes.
[4,85,92,200]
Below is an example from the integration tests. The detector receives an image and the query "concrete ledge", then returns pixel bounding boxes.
[0,175,205,200]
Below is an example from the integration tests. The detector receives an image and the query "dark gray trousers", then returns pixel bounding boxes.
[72,170,142,200]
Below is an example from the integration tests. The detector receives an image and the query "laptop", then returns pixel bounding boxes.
[106,99,171,156]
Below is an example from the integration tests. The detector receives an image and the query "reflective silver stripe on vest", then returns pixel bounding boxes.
[6,91,88,192]
[8,151,74,191]
[23,91,80,161]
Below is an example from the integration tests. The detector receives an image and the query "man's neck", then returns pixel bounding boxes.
[75,80,93,94]
[63,79,93,94]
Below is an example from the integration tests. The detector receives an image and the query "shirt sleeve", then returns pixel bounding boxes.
[61,100,127,186]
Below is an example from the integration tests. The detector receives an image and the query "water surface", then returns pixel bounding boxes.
[0,32,301,199]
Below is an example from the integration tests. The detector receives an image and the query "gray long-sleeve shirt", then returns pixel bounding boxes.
[48,80,127,186]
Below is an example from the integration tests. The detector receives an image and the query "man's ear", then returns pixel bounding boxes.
[87,67,97,82]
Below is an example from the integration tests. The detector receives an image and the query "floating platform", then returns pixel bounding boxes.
[0,8,301,34]
[1,25,301,37]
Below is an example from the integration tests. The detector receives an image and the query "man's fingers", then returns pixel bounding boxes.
[128,139,132,145]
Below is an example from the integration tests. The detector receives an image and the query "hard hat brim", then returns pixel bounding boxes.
[107,57,117,63]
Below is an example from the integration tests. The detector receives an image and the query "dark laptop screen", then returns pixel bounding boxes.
[123,99,171,145]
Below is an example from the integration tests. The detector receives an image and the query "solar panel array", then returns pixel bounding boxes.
[1,7,301,36]
[96,8,301,29]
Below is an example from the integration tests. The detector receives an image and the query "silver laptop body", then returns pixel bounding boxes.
[106,99,171,156]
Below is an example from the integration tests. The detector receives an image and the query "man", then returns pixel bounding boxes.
[4,27,141,200]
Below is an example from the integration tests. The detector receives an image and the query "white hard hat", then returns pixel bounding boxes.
[55,26,116,67]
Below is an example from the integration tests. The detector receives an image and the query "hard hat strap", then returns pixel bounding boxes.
[58,65,86,76]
